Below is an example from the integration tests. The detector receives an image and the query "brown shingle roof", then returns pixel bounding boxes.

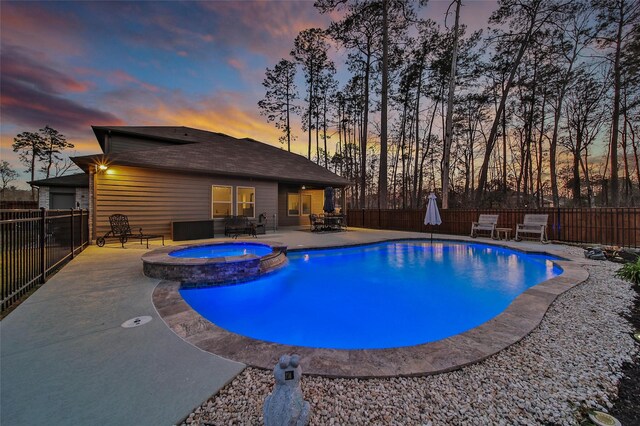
[28,173,89,188]
[73,126,351,187]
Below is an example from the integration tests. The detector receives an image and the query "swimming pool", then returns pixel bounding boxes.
[180,241,563,349]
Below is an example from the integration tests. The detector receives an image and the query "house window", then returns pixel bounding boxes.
[212,185,232,218]
[237,186,255,218]
[287,193,300,216]
[301,194,312,215]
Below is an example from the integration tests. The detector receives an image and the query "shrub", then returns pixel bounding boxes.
[615,258,640,285]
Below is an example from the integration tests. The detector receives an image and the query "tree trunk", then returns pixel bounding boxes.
[476,4,542,203]
[286,79,291,152]
[628,115,639,192]
[609,4,624,206]
[360,53,371,209]
[379,0,389,209]
[308,60,314,160]
[441,0,461,209]
[476,33,532,203]
[412,64,425,207]
[536,95,546,207]
[572,128,583,206]
[502,95,507,193]
[30,143,37,200]
[323,94,328,167]
[316,98,320,163]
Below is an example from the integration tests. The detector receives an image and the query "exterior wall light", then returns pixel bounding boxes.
[98,164,108,171]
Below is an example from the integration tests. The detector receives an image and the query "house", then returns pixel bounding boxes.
[71,126,350,241]
[29,173,89,210]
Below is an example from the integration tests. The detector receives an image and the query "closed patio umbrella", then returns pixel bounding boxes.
[323,187,335,214]
[424,193,442,242]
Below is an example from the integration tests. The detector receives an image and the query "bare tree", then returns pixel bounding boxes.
[594,0,640,205]
[476,0,567,204]
[39,125,73,179]
[441,0,462,209]
[0,161,19,193]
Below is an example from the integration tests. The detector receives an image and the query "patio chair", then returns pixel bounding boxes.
[255,213,267,235]
[96,214,164,248]
[309,214,324,232]
[515,214,549,243]
[224,216,257,239]
[470,214,499,239]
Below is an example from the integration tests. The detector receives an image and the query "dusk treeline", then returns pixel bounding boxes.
[259,0,639,209]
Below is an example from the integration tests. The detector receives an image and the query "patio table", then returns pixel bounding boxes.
[495,227,512,241]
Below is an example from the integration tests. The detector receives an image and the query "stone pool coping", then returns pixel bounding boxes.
[152,238,589,378]
[142,241,288,287]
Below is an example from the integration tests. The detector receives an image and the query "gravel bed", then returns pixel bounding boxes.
[182,247,637,425]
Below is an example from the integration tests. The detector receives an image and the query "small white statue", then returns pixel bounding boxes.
[263,354,310,426]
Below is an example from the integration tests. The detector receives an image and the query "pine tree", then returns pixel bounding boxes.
[12,131,45,199]
[258,59,300,152]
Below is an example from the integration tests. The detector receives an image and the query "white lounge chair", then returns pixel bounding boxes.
[515,214,549,243]
[470,214,499,239]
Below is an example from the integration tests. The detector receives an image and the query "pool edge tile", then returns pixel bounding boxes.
[151,239,589,378]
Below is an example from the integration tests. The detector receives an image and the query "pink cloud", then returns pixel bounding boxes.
[1,77,124,132]
[2,46,92,94]
[0,3,86,56]
[227,58,245,72]
[199,1,332,59]
[109,70,161,93]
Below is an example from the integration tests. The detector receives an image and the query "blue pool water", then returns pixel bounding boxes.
[180,241,562,349]
[170,243,273,258]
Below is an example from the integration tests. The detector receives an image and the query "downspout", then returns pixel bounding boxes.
[89,166,97,244]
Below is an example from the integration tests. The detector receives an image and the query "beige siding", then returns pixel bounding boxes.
[277,185,324,227]
[94,165,277,238]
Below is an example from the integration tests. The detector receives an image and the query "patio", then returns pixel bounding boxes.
[1,227,636,425]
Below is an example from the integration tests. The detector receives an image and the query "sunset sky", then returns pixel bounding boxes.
[1,0,495,187]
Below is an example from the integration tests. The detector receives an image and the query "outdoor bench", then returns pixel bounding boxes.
[515,214,549,243]
[470,214,499,239]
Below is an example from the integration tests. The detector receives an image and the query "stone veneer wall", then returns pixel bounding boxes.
[76,187,89,210]
[37,187,49,209]
[142,245,288,288]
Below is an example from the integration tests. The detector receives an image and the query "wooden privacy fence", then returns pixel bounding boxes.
[1,209,89,313]
[348,208,640,248]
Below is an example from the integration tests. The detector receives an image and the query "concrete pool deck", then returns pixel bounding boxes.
[0,227,592,425]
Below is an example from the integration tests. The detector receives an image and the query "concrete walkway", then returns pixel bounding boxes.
[1,243,244,426]
[1,227,574,425]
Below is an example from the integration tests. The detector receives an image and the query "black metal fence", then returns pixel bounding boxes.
[348,208,640,248]
[1,209,89,313]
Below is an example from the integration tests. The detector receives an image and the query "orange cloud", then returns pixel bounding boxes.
[122,95,311,157]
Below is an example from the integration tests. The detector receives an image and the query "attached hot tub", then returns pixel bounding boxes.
[142,241,288,288]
